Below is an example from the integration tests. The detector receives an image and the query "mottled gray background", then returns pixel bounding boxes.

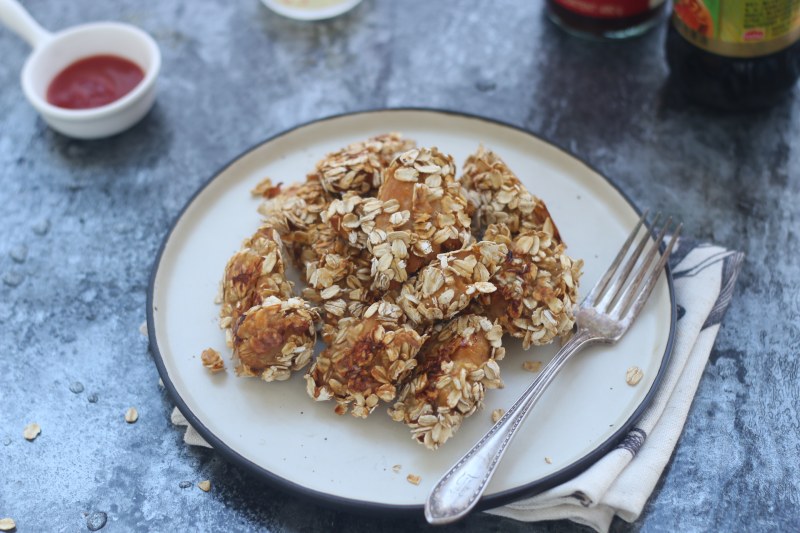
[1,0,798,531]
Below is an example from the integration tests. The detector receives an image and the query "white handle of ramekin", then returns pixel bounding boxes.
[0,0,52,47]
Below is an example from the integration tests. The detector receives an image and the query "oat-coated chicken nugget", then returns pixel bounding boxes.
[220,227,318,381]
[478,223,582,348]
[398,240,507,326]
[461,146,559,239]
[219,227,294,336]
[315,133,416,196]
[389,314,505,450]
[257,178,330,259]
[323,147,473,292]
[305,300,426,418]
[233,296,318,381]
[255,169,379,340]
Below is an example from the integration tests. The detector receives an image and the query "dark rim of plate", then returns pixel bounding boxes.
[147,107,677,517]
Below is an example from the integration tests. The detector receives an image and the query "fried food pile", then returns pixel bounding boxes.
[217,133,583,449]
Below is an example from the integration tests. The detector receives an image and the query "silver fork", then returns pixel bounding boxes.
[425,211,681,525]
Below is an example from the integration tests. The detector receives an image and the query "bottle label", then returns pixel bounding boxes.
[552,0,665,19]
[673,0,800,57]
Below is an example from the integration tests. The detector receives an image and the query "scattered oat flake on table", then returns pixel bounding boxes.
[138,321,147,337]
[522,360,543,372]
[0,517,16,531]
[626,366,643,386]
[198,480,211,492]
[201,348,225,373]
[545,456,552,464]
[23,423,40,441]
[392,464,402,473]
[406,474,421,486]
[491,409,505,423]
[125,407,139,423]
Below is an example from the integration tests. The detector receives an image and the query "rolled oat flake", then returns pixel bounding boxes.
[124,407,139,423]
[626,366,644,386]
[22,423,40,441]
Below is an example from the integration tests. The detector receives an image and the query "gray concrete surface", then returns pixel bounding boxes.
[1,1,798,531]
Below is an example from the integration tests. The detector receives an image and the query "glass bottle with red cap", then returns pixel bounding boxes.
[546,0,667,39]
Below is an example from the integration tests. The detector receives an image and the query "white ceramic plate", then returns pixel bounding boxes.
[148,109,675,513]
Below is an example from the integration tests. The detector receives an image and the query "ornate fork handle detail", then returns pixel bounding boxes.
[425,328,597,524]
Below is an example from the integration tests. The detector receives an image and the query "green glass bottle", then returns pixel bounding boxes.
[666,0,800,110]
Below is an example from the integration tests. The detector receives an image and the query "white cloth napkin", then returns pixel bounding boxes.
[170,238,744,532]
[485,239,744,531]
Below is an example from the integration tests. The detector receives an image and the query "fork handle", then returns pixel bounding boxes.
[425,328,597,525]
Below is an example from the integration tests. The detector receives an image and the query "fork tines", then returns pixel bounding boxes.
[585,211,681,321]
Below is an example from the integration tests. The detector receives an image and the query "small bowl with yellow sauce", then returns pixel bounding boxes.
[260,0,364,20]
